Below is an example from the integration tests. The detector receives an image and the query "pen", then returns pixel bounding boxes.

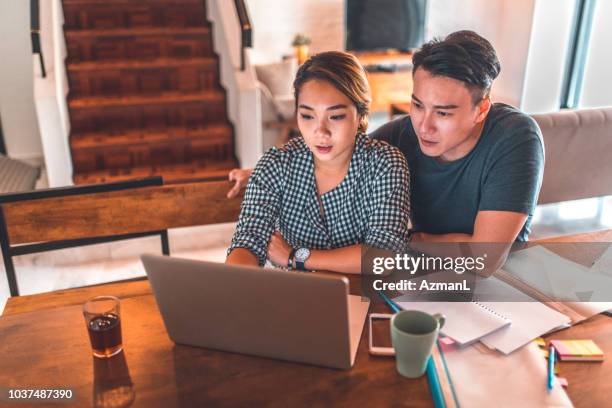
[427,357,446,408]
[376,290,401,313]
[547,345,555,392]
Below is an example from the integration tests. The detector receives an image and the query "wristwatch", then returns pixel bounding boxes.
[288,248,297,269]
[294,248,311,271]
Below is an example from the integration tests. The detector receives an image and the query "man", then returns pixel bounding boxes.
[228,30,544,244]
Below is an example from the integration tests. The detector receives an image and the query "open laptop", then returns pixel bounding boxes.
[141,254,370,370]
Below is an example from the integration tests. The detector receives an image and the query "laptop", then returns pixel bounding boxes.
[141,254,370,370]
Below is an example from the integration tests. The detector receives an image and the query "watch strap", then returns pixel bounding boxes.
[288,248,296,269]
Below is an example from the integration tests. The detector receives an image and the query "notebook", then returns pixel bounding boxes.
[550,339,604,362]
[474,276,571,355]
[393,295,511,346]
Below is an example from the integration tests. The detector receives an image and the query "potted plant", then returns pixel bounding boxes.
[292,34,311,64]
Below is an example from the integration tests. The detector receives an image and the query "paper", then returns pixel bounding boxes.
[591,244,612,276]
[503,246,612,317]
[591,246,612,314]
[474,277,571,355]
[393,296,511,346]
[440,341,573,407]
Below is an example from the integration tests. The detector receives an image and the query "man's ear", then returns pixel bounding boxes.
[475,97,492,124]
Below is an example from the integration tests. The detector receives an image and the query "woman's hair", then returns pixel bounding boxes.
[294,51,371,133]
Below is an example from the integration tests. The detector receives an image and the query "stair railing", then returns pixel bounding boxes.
[30,0,47,78]
[233,0,252,71]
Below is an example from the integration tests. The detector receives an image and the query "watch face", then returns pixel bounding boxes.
[295,248,311,262]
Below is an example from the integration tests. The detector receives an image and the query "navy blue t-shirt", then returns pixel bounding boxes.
[369,103,544,242]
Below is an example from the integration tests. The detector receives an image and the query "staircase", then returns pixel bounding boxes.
[62,0,237,184]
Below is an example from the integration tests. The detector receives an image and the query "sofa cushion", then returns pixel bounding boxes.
[255,58,297,99]
[532,107,612,204]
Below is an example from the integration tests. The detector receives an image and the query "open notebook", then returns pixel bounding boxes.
[473,276,570,354]
[394,296,511,346]
[394,272,572,354]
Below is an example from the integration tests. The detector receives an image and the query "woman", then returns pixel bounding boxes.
[226,51,410,274]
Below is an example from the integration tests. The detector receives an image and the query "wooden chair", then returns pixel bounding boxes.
[0,177,243,296]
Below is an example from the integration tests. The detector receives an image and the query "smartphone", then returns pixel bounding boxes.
[368,313,396,356]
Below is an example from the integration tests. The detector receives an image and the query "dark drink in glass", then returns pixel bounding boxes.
[83,296,123,358]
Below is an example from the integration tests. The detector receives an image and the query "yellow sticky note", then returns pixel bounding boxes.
[535,338,546,348]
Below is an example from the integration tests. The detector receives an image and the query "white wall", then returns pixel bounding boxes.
[0,0,43,162]
[520,0,576,114]
[246,0,344,63]
[208,0,262,168]
[426,0,537,108]
[34,0,73,187]
[578,0,612,108]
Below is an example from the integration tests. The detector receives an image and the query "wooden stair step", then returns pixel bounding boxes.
[68,91,229,134]
[68,91,224,109]
[73,159,238,185]
[65,26,210,39]
[67,57,219,97]
[67,57,216,71]
[71,125,232,150]
[63,0,202,4]
[70,126,234,172]
[66,27,213,62]
[63,0,206,30]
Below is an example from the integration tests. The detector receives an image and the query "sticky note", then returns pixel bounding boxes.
[550,339,604,361]
[440,337,455,346]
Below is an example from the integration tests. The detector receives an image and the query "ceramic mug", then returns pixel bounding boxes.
[391,310,445,378]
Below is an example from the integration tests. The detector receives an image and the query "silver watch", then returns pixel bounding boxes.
[294,248,311,271]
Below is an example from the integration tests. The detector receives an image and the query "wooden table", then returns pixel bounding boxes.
[2,231,611,407]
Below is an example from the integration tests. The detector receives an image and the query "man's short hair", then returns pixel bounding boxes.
[412,30,501,104]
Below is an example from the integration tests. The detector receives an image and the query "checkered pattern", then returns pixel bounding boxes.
[228,133,411,266]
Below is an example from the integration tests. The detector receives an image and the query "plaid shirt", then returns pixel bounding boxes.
[228,133,411,266]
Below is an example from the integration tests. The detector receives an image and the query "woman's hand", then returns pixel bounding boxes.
[267,231,293,267]
[227,168,253,198]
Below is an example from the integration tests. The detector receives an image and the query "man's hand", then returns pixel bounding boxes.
[227,168,253,198]
[267,231,293,267]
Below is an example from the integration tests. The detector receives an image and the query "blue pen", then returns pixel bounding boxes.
[547,345,555,391]
[427,357,446,408]
[376,290,401,313]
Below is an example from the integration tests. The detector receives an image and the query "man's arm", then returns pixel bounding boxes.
[411,211,527,277]
[227,168,253,198]
[413,210,527,243]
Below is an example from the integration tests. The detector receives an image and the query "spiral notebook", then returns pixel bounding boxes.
[393,296,511,346]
